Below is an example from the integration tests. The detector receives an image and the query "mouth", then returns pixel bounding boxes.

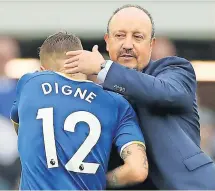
[120,54,134,58]
[119,55,135,61]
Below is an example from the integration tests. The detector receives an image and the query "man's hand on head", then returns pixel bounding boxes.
[64,45,105,75]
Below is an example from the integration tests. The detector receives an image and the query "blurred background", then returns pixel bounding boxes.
[0,0,215,189]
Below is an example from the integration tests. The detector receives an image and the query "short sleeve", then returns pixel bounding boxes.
[113,98,145,158]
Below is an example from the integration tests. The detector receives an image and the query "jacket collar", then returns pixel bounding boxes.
[142,59,153,73]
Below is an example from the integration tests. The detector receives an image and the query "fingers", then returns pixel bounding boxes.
[64,67,80,74]
[64,61,80,74]
[64,60,78,69]
[64,55,79,65]
[64,56,80,74]
[66,50,83,56]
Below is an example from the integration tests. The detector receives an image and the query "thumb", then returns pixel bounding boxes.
[92,45,99,52]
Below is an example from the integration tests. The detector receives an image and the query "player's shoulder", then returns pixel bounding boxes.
[19,71,53,83]
[17,71,52,89]
[105,91,131,109]
[17,71,37,87]
[105,92,137,123]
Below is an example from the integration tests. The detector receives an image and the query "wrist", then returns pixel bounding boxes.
[101,60,107,70]
[95,60,107,74]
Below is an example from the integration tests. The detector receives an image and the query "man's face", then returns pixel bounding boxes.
[104,7,155,71]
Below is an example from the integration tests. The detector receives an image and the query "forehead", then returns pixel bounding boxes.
[109,7,152,34]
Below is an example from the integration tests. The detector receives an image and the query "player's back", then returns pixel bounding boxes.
[15,71,130,190]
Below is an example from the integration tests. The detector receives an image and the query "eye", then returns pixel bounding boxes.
[134,35,144,40]
[115,34,125,38]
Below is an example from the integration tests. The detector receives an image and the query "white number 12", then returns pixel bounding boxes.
[36,107,101,174]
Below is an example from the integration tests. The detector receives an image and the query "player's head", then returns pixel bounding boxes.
[104,4,155,71]
[39,32,83,72]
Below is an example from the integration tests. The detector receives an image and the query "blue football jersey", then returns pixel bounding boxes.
[11,71,145,190]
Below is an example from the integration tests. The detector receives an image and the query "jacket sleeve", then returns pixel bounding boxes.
[103,57,197,112]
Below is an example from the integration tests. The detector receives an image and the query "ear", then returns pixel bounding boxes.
[149,37,156,55]
[40,65,45,71]
[151,37,156,48]
[104,33,109,52]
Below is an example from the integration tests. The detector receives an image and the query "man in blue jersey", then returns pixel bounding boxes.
[10,32,148,190]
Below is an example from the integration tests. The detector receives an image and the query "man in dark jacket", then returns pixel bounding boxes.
[64,4,215,189]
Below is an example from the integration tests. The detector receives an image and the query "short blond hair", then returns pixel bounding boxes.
[39,32,83,70]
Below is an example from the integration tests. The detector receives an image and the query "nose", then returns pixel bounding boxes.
[122,36,133,50]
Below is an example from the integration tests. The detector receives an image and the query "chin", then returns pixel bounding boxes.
[117,58,138,69]
[120,62,137,69]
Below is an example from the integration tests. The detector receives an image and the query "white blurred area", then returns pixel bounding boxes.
[0,1,215,40]
[5,58,40,79]
[0,115,18,166]
[192,62,215,82]
[4,58,215,81]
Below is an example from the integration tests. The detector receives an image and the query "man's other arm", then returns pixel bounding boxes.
[106,143,148,189]
[106,97,148,189]
[100,57,196,111]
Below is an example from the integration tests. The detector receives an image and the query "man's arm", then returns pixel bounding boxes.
[64,49,195,111]
[106,143,148,189]
[107,97,148,188]
[101,57,196,111]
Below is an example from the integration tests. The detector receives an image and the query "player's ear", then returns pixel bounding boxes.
[40,66,46,71]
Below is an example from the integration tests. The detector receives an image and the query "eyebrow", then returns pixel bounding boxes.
[113,30,126,33]
[113,29,146,33]
[113,31,146,36]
